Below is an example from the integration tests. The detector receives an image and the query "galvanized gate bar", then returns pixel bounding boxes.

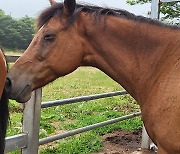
[39,112,141,145]
[21,89,42,154]
[41,90,128,108]
[5,133,28,153]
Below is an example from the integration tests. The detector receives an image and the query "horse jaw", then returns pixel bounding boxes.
[11,85,32,103]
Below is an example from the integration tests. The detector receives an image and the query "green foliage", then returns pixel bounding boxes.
[7,112,22,136]
[126,0,150,5]
[126,0,180,24]
[160,2,180,21]
[0,9,35,50]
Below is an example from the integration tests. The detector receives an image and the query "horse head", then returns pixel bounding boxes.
[8,0,86,103]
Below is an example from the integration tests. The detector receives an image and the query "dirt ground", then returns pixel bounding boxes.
[94,130,157,154]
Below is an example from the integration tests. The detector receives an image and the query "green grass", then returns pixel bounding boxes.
[7,67,142,154]
[40,132,103,154]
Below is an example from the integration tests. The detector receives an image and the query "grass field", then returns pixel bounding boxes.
[7,67,142,154]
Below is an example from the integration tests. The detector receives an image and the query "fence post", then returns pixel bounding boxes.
[21,89,42,154]
[151,0,160,19]
[141,125,151,149]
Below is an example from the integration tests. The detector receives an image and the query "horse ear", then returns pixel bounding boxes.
[64,0,76,15]
[49,0,56,6]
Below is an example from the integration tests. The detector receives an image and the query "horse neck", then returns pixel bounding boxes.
[80,14,180,103]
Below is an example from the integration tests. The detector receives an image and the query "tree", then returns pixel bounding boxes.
[0,9,35,50]
[16,16,35,49]
[126,0,180,25]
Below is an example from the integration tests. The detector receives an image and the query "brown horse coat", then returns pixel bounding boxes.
[0,49,6,97]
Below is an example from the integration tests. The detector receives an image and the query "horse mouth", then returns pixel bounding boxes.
[10,85,32,103]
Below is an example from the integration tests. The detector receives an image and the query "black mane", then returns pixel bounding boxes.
[37,2,179,30]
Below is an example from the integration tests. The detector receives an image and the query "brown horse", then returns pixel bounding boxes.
[0,48,9,154]
[7,0,180,153]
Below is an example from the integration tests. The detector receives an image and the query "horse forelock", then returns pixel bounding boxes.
[36,2,179,31]
[36,3,64,31]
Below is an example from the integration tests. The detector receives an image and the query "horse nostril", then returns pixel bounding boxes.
[5,78,12,94]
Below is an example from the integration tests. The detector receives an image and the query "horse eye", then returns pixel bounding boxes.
[44,34,55,41]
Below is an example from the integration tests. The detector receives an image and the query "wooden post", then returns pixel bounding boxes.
[21,89,42,154]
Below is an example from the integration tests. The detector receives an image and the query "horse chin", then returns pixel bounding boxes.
[10,85,32,103]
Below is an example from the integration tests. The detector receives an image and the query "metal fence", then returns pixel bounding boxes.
[4,0,179,153]
[4,74,141,153]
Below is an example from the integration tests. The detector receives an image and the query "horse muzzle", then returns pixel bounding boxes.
[6,75,32,103]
